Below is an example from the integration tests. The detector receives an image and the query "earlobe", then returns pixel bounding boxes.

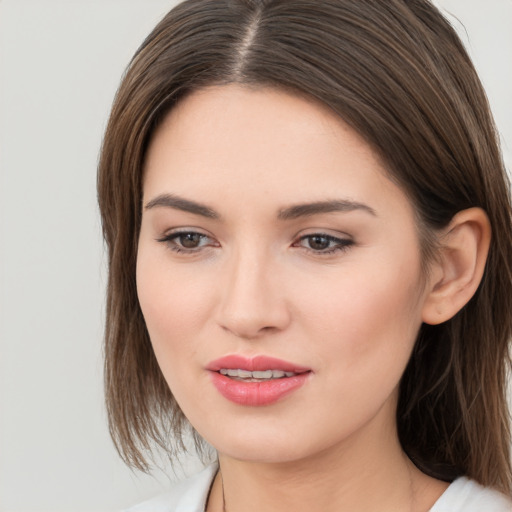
[422,208,491,325]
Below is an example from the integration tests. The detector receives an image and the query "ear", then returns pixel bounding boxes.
[422,207,491,325]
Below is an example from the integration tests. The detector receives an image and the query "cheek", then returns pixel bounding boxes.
[294,254,424,385]
[136,245,212,362]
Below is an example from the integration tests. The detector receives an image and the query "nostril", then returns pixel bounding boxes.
[222,323,281,340]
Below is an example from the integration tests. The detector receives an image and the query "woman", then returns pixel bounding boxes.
[97,1,512,510]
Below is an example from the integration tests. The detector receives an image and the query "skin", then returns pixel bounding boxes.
[136,84,469,511]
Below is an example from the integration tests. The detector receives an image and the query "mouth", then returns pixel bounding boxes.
[207,355,312,406]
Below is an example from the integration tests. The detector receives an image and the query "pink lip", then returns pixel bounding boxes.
[206,355,311,406]
[207,355,310,373]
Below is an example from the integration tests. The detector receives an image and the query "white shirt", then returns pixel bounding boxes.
[125,464,512,512]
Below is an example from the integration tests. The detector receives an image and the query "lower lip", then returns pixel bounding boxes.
[209,372,310,406]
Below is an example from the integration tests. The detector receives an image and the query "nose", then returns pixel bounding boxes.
[216,248,291,340]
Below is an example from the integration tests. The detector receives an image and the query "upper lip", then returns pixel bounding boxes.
[206,354,311,373]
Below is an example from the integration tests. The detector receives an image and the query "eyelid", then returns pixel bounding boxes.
[157,226,211,239]
[292,230,354,255]
[156,227,219,253]
[292,227,353,242]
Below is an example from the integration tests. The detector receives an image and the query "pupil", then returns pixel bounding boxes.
[309,236,329,250]
[180,233,201,248]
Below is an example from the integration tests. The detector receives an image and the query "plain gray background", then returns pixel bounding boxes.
[0,1,510,511]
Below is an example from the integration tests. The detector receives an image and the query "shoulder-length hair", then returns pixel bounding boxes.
[97,0,512,493]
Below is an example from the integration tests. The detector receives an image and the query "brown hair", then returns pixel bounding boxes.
[97,0,512,493]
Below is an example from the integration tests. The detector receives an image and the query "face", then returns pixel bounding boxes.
[137,85,431,464]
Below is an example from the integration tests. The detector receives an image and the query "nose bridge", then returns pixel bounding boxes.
[217,240,289,338]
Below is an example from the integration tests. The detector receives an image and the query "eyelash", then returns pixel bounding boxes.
[156,231,216,254]
[156,231,354,255]
[292,234,354,255]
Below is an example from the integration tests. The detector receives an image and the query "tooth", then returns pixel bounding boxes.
[252,370,273,379]
[220,368,300,380]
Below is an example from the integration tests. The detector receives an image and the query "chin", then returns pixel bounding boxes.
[198,420,341,466]
[219,442,310,464]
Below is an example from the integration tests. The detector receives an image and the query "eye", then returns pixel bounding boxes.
[157,230,217,253]
[293,233,353,254]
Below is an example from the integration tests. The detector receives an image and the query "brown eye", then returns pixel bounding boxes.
[179,232,203,248]
[294,233,353,254]
[307,235,331,251]
[157,230,215,253]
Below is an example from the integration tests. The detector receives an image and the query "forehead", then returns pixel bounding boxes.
[142,84,411,219]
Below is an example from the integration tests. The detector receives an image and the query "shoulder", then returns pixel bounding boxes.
[430,477,512,512]
[123,464,218,512]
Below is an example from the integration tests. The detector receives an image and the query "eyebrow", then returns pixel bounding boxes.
[144,194,376,220]
[144,193,219,219]
[277,200,376,220]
